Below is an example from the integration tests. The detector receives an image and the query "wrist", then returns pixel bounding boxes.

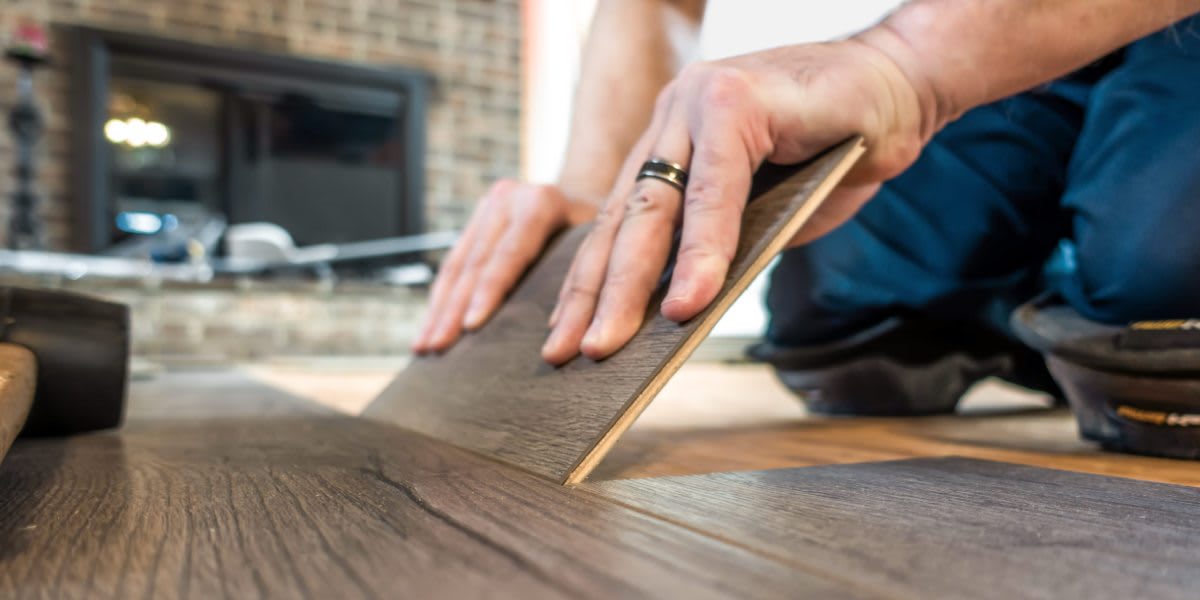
[852,19,952,143]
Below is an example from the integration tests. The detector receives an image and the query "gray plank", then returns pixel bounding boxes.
[0,414,870,599]
[366,139,865,484]
[586,457,1200,600]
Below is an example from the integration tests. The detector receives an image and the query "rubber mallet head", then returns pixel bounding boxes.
[0,286,129,437]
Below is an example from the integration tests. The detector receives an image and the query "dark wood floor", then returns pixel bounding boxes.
[2,370,1199,598]
[590,457,1200,599]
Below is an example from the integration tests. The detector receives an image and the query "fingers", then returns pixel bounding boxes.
[424,209,509,351]
[413,181,515,353]
[540,206,623,364]
[541,92,674,365]
[464,187,564,330]
[661,109,756,323]
[412,191,489,353]
[580,107,691,359]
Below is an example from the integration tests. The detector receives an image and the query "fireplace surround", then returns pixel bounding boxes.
[67,25,433,253]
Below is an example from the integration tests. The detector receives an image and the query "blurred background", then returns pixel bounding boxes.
[0,0,598,366]
[0,1,891,370]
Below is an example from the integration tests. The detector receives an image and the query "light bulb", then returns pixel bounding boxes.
[126,118,148,147]
[146,122,171,147]
[104,118,128,143]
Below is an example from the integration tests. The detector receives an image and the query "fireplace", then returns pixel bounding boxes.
[67,26,432,254]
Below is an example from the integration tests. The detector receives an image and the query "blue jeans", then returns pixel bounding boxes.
[766,16,1200,346]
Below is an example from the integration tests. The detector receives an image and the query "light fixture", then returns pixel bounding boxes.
[104,117,172,148]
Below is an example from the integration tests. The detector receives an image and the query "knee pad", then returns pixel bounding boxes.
[1012,295,1200,459]
[749,317,1059,416]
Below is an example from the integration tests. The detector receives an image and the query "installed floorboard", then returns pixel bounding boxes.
[587,457,1200,600]
[366,139,865,484]
[0,374,868,600]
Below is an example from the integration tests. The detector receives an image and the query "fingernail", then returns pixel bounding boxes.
[540,329,560,358]
[463,306,484,330]
[430,320,453,347]
[581,325,604,353]
[663,280,692,308]
[548,303,562,327]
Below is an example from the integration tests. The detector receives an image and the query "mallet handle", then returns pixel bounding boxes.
[0,343,36,466]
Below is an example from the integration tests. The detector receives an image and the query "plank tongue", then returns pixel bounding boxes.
[366,137,866,484]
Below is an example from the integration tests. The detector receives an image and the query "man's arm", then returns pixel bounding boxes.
[859,0,1200,141]
[557,0,706,206]
[541,0,1200,364]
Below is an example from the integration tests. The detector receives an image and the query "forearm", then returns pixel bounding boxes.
[557,0,705,206]
[857,0,1200,138]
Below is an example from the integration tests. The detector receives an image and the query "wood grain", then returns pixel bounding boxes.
[587,457,1200,600]
[366,138,866,484]
[0,345,36,467]
[0,416,862,599]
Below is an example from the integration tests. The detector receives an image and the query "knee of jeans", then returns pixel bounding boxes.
[1068,245,1200,324]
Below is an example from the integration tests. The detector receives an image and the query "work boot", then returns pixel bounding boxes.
[1011,295,1200,460]
[748,316,1061,417]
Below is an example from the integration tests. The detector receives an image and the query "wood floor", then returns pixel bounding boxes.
[2,367,1198,598]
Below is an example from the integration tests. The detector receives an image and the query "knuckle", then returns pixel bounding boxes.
[677,61,710,83]
[683,180,723,212]
[530,183,560,202]
[489,178,517,195]
[594,202,621,228]
[623,185,678,218]
[562,282,600,302]
[699,67,752,111]
[466,252,489,269]
[599,267,642,291]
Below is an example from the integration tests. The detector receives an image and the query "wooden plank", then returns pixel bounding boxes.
[366,138,866,484]
[587,457,1200,600]
[0,414,868,599]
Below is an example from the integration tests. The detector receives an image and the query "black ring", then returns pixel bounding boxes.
[636,157,688,192]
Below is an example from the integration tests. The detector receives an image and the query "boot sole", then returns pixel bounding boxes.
[1048,356,1200,460]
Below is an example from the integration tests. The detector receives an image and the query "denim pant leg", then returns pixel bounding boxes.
[766,76,1093,346]
[1058,16,1200,322]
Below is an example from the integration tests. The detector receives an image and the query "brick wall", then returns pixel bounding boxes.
[0,0,521,249]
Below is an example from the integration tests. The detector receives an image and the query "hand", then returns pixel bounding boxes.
[540,38,936,365]
[412,180,596,354]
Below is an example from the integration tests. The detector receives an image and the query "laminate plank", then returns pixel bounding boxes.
[366,139,865,484]
[587,457,1200,600]
[0,413,870,599]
